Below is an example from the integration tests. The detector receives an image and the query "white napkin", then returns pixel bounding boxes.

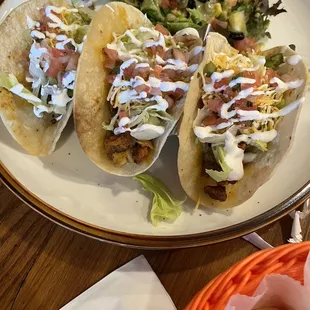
[61,255,176,310]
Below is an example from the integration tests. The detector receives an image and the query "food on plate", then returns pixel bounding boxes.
[74,2,204,176]
[134,174,185,226]
[121,0,286,48]
[0,0,91,156]
[178,32,308,207]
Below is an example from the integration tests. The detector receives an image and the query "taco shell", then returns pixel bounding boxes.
[0,0,72,156]
[178,33,308,208]
[74,2,186,176]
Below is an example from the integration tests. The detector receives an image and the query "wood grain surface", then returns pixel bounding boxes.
[1,182,309,310]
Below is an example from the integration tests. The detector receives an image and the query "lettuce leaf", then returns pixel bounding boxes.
[0,73,43,107]
[205,146,232,182]
[141,0,165,23]
[252,140,268,152]
[134,174,185,226]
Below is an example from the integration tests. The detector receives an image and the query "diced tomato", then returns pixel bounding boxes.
[153,65,163,77]
[164,95,175,109]
[135,84,151,93]
[123,63,136,78]
[155,24,170,36]
[46,58,66,77]
[207,98,224,113]
[150,87,161,96]
[160,0,170,10]
[201,113,226,126]
[119,110,128,118]
[106,74,116,84]
[214,78,230,89]
[233,38,257,52]
[242,70,261,89]
[264,68,280,86]
[169,0,179,9]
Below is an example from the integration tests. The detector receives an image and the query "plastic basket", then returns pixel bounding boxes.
[186,242,310,310]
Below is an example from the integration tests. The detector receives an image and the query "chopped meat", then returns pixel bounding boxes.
[105,132,133,156]
[172,87,185,98]
[123,63,136,78]
[106,74,116,84]
[162,68,177,81]
[238,141,247,150]
[135,84,151,93]
[150,87,161,96]
[207,98,224,113]
[164,95,175,109]
[133,66,150,80]
[214,78,230,90]
[201,113,226,126]
[119,110,128,118]
[133,145,150,164]
[163,48,186,62]
[174,35,201,49]
[204,185,227,202]
[234,99,257,111]
[204,159,221,172]
[172,48,186,62]
[155,24,170,36]
[103,48,119,69]
[189,52,203,66]
[145,46,164,58]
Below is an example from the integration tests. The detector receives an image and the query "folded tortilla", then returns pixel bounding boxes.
[178,33,308,208]
[0,0,72,156]
[74,2,186,176]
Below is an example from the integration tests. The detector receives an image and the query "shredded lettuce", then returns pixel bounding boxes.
[133,174,185,226]
[0,73,44,107]
[205,146,232,182]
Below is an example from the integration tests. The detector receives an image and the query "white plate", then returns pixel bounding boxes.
[1,0,309,248]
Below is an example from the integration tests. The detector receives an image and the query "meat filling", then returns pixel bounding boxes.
[204,186,227,202]
[105,132,152,166]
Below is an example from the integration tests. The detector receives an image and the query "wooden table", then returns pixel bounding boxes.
[1,182,309,310]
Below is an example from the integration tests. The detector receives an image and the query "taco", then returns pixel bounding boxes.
[178,32,308,207]
[0,0,91,156]
[74,2,204,176]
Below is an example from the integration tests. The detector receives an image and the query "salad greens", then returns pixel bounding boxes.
[134,174,185,226]
[120,0,286,47]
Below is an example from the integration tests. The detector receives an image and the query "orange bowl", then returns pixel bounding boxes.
[186,242,310,310]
